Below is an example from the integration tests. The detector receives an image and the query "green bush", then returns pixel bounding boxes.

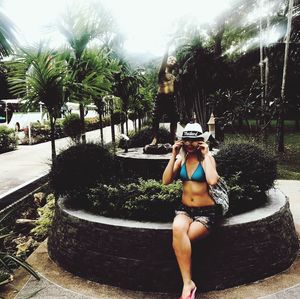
[62,114,82,143]
[215,142,277,215]
[111,111,126,125]
[22,121,64,145]
[50,143,120,197]
[83,178,182,222]
[0,126,17,153]
[118,126,172,148]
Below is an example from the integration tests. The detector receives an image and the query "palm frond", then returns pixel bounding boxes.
[4,254,40,280]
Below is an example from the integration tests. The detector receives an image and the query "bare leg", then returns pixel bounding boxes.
[172,214,196,298]
[150,95,161,145]
[188,221,210,241]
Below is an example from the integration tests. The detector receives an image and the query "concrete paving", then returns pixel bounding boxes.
[0,123,133,196]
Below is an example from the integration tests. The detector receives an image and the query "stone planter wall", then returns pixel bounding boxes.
[48,188,299,292]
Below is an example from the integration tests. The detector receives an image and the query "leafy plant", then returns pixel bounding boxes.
[111,110,126,125]
[0,126,17,153]
[62,114,82,143]
[215,142,277,215]
[50,143,120,197]
[30,194,55,241]
[82,178,182,222]
[0,209,39,286]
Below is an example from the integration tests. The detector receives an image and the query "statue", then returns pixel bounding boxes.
[144,43,178,154]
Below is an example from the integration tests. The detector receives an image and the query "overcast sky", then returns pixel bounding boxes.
[2,0,234,56]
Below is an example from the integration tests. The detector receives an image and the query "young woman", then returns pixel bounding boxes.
[162,122,222,299]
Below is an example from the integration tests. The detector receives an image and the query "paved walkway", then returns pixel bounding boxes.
[0,123,134,196]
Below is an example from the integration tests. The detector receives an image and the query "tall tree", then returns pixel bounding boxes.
[8,48,67,161]
[58,2,115,143]
[277,0,295,153]
[0,5,18,58]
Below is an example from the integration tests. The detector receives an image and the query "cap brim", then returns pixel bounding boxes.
[179,131,211,142]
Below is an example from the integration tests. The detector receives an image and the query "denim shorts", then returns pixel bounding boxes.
[175,203,222,231]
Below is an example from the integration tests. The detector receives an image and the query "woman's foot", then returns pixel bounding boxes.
[180,281,196,299]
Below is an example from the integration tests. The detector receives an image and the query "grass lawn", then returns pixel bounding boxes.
[224,131,300,180]
[275,133,300,180]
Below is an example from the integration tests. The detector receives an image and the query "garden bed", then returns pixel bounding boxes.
[48,188,299,292]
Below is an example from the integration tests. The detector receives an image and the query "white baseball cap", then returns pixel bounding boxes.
[181,123,210,141]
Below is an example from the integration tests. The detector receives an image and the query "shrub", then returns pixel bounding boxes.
[50,143,120,197]
[118,126,172,148]
[84,178,182,222]
[111,111,126,125]
[22,121,64,145]
[62,114,82,143]
[128,111,138,121]
[85,117,99,131]
[0,126,17,153]
[215,142,277,215]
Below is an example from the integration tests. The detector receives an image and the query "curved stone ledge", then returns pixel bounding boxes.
[48,188,299,292]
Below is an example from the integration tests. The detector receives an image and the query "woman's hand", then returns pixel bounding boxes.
[172,140,183,157]
[197,141,209,156]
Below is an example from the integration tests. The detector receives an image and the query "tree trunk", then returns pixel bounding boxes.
[99,112,104,146]
[79,103,86,144]
[276,0,294,153]
[49,114,56,162]
[259,1,267,142]
[125,112,129,136]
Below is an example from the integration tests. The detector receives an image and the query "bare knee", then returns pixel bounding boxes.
[173,222,187,238]
[172,216,191,242]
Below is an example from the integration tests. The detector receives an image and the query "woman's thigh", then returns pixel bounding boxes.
[187,221,210,241]
[172,214,193,236]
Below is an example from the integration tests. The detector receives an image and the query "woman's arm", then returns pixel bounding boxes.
[162,141,183,185]
[198,142,219,185]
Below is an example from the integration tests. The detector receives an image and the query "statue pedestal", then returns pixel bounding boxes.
[143,143,172,154]
[116,147,171,180]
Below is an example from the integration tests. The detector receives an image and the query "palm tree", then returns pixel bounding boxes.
[113,59,146,135]
[58,3,115,143]
[79,49,120,142]
[8,48,67,161]
[0,7,18,58]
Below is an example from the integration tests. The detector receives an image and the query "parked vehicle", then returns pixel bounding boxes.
[0,99,98,131]
[0,99,46,131]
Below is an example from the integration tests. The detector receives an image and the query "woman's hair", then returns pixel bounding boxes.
[178,145,203,165]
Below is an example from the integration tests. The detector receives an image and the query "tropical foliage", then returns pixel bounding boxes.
[0,6,17,58]
[8,48,67,160]
[0,209,39,286]
[58,3,119,143]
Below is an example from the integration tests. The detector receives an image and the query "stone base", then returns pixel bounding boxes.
[116,147,172,180]
[48,189,299,292]
[143,143,172,154]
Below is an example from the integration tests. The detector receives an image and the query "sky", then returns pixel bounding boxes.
[2,0,233,57]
